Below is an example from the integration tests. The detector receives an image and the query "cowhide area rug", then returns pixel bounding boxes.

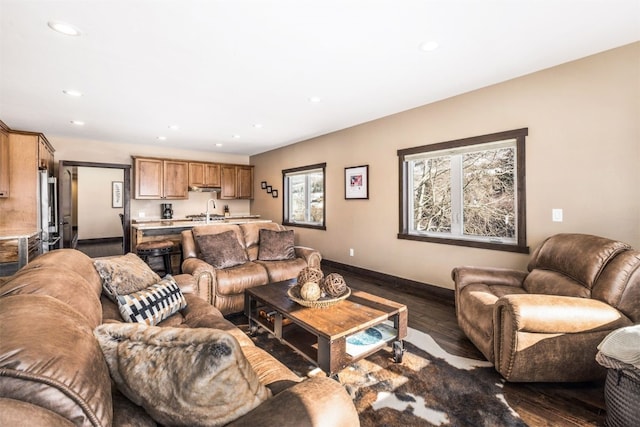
[231,317,527,427]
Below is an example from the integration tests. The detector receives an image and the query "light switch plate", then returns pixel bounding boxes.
[552,208,563,222]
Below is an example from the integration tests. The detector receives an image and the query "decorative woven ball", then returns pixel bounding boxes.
[299,281,322,301]
[322,273,347,297]
[297,267,324,286]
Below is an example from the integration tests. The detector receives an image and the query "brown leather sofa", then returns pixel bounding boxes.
[452,233,640,382]
[182,222,321,315]
[0,249,359,427]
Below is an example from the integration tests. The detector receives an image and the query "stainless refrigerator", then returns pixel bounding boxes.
[39,170,60,252]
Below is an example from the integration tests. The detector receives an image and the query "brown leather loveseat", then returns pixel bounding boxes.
[0,249,358,426]
[182,222,321,315]
[453,233,640,382]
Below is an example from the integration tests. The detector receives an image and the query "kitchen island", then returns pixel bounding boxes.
[130,217,271,274]
[0,229,41,276]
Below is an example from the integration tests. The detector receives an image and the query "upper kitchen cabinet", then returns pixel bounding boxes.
[133,157,188,200]
[188,162,221,188]
[38,136,54,172]
[220,164,254,199]
[0,129,54,229]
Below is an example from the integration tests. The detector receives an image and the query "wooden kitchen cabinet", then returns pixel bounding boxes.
[38,136,55,172]
[1,131,54,229]
[220,164,254,199]
[133,157,188,199]
[236,165,254,199]
[188,162,221,188]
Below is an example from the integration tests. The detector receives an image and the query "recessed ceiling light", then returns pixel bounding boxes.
[70,120,84,126]
[232,134,240,139]
[253,123,263,129]
[419,41,439,52]
[48,21,81,36]
[157,136,167,141]
[216,143,223,147]
[308,96,321,103]
[63,89,83,97]
[168,125,179,130]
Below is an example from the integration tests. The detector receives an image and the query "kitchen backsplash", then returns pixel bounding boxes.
[131,192,251,220]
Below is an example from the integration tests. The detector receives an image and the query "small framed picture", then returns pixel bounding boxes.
[266,185,272,193]
[272,189,278,198]
[112,181,123,208]
[345,165,369,199]
[261,181,267,189]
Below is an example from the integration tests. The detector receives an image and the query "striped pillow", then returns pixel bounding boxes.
[117,276,187,326]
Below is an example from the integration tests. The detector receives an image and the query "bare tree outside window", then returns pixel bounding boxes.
[283,163,326,230]
[398,129,528,253]
[462,147,515,238]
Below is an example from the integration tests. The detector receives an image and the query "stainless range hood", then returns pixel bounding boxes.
[188,185,221,193]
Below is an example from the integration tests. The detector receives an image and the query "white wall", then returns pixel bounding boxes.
[77,167,124,239]
[250,43,640,290]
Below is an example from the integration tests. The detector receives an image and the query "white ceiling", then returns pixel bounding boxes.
[1,1,638,156]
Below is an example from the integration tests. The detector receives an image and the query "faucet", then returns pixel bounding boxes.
[205,199,216,224]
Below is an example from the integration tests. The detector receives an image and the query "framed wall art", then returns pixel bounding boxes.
[345,165,368,199]
[112,181,123,208]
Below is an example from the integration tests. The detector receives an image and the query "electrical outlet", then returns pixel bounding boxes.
[552,208,563,222]
[349,248,354,257]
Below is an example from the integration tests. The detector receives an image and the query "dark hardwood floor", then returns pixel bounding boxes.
[76,239,124,258]
[325,264,607,427]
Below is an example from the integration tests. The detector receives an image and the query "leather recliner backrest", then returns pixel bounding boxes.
[523,233,630,297]
[592,250,640,323]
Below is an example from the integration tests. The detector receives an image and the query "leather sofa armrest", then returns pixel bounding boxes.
[494,294,631,334]
[452,266,527,291]
[181,257,217,304]
[294,246,322,269]
[226,376,359,427]
[172,273,198,294]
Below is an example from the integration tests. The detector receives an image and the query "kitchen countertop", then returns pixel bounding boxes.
[0,229,40,240]
[131,218,271,231]
[132,214,261,224]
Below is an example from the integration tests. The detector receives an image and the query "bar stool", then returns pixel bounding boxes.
[136,240,174,276]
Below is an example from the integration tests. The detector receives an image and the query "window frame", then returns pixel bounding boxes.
[282,162,326,230]
[397,128,528,253]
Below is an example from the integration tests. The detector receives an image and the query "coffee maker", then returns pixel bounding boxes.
[161,203,173,219]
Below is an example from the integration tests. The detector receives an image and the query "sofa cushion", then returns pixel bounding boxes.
[0,267,103,328]
[20,249,104,297]
[94,253,161,302]
[195,230,249,269]
[116,275,187,326]
[241,222,286,261]
[256,258,308,283]
[94,323,271,427]
[0,295,113,427]
[258,229,295,261]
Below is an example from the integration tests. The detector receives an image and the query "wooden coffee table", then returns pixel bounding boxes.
[244,279,408,378]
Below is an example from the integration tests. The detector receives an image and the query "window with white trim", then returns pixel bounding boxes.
[398,129,528,253]
[283,163,326,230]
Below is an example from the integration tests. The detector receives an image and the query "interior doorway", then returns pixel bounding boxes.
[58,161,131,253]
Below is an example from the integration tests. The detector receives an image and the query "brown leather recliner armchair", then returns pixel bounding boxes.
[452,233,640,382]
